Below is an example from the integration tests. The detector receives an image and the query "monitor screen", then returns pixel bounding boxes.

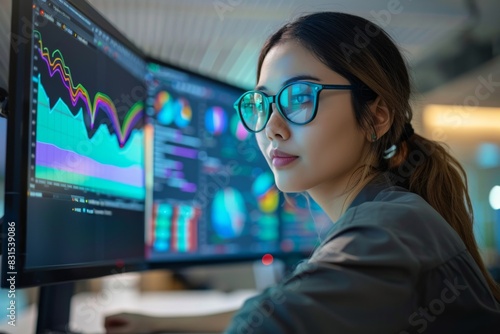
[144,61,282,263]
[2,0,147,287]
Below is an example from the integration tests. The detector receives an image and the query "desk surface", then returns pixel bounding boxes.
[0,289,258,334]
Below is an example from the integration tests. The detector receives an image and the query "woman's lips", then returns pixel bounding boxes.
[272,156,299,167]
[271,149,299,167]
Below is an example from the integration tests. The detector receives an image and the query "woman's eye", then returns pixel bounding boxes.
[243,102,264,110]
[291,94,312,104]
[242,102,255,108]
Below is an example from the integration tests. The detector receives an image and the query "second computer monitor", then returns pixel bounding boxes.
[145,61,281,263]
[145,60,331,264]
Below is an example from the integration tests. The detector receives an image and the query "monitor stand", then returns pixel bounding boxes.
[252,258,294,290]
[37,282,78,333]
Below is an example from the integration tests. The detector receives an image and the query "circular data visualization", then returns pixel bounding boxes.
[154,91,176,126]
[174,97,192,128]
[211,187,246,239]
[252,172,279,213]
[205,106,228,136]
[154,91,192,128]
[231,114,249,141]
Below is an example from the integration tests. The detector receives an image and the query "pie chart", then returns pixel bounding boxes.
[174,97,192,128]
[154,91,175,126]
[205,106,228,136]
[211,187,246,239]
[252,172,279,213]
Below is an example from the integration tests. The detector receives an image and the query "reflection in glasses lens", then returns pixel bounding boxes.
[240,92,267,132]
[279,83,315,124]
[238,83,317,132]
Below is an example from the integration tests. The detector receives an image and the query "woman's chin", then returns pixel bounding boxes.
[274,180,308,194]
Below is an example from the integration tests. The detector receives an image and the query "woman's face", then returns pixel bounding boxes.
[255,41,370,194]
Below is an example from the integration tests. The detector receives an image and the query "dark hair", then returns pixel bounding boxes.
[257,12,500,301]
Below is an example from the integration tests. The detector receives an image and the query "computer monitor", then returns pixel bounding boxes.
[2,0,147,289]
[144,60,282,266]
[2,0,150,330]
[144,59,332,269]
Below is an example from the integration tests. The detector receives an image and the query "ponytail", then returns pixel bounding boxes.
[388,133,500,301]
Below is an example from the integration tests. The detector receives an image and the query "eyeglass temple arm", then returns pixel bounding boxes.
[320,84,354,90]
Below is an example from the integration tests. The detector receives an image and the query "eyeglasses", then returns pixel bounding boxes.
[234,81,353,133]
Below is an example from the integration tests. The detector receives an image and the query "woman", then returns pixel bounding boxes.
[105,12,500,333]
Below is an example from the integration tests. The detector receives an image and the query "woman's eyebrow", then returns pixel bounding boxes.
[255,74,321,92]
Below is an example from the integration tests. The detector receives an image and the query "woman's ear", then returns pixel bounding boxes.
[366,96,392,141]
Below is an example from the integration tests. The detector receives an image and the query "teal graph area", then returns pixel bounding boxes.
[35,76,145,200]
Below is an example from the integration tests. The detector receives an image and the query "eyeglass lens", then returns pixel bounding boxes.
[239,82,316,131]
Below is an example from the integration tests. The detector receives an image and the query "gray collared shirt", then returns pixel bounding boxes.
[225,175,500,333]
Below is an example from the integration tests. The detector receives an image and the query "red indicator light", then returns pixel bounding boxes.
[262,254,274,266]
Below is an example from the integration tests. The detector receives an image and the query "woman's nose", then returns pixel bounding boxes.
[264,104,290,141]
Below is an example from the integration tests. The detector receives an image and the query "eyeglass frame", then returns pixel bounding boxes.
[233,81,354,133]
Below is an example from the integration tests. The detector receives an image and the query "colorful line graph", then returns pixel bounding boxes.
[34,30,143,147]
[35,79,145,199]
